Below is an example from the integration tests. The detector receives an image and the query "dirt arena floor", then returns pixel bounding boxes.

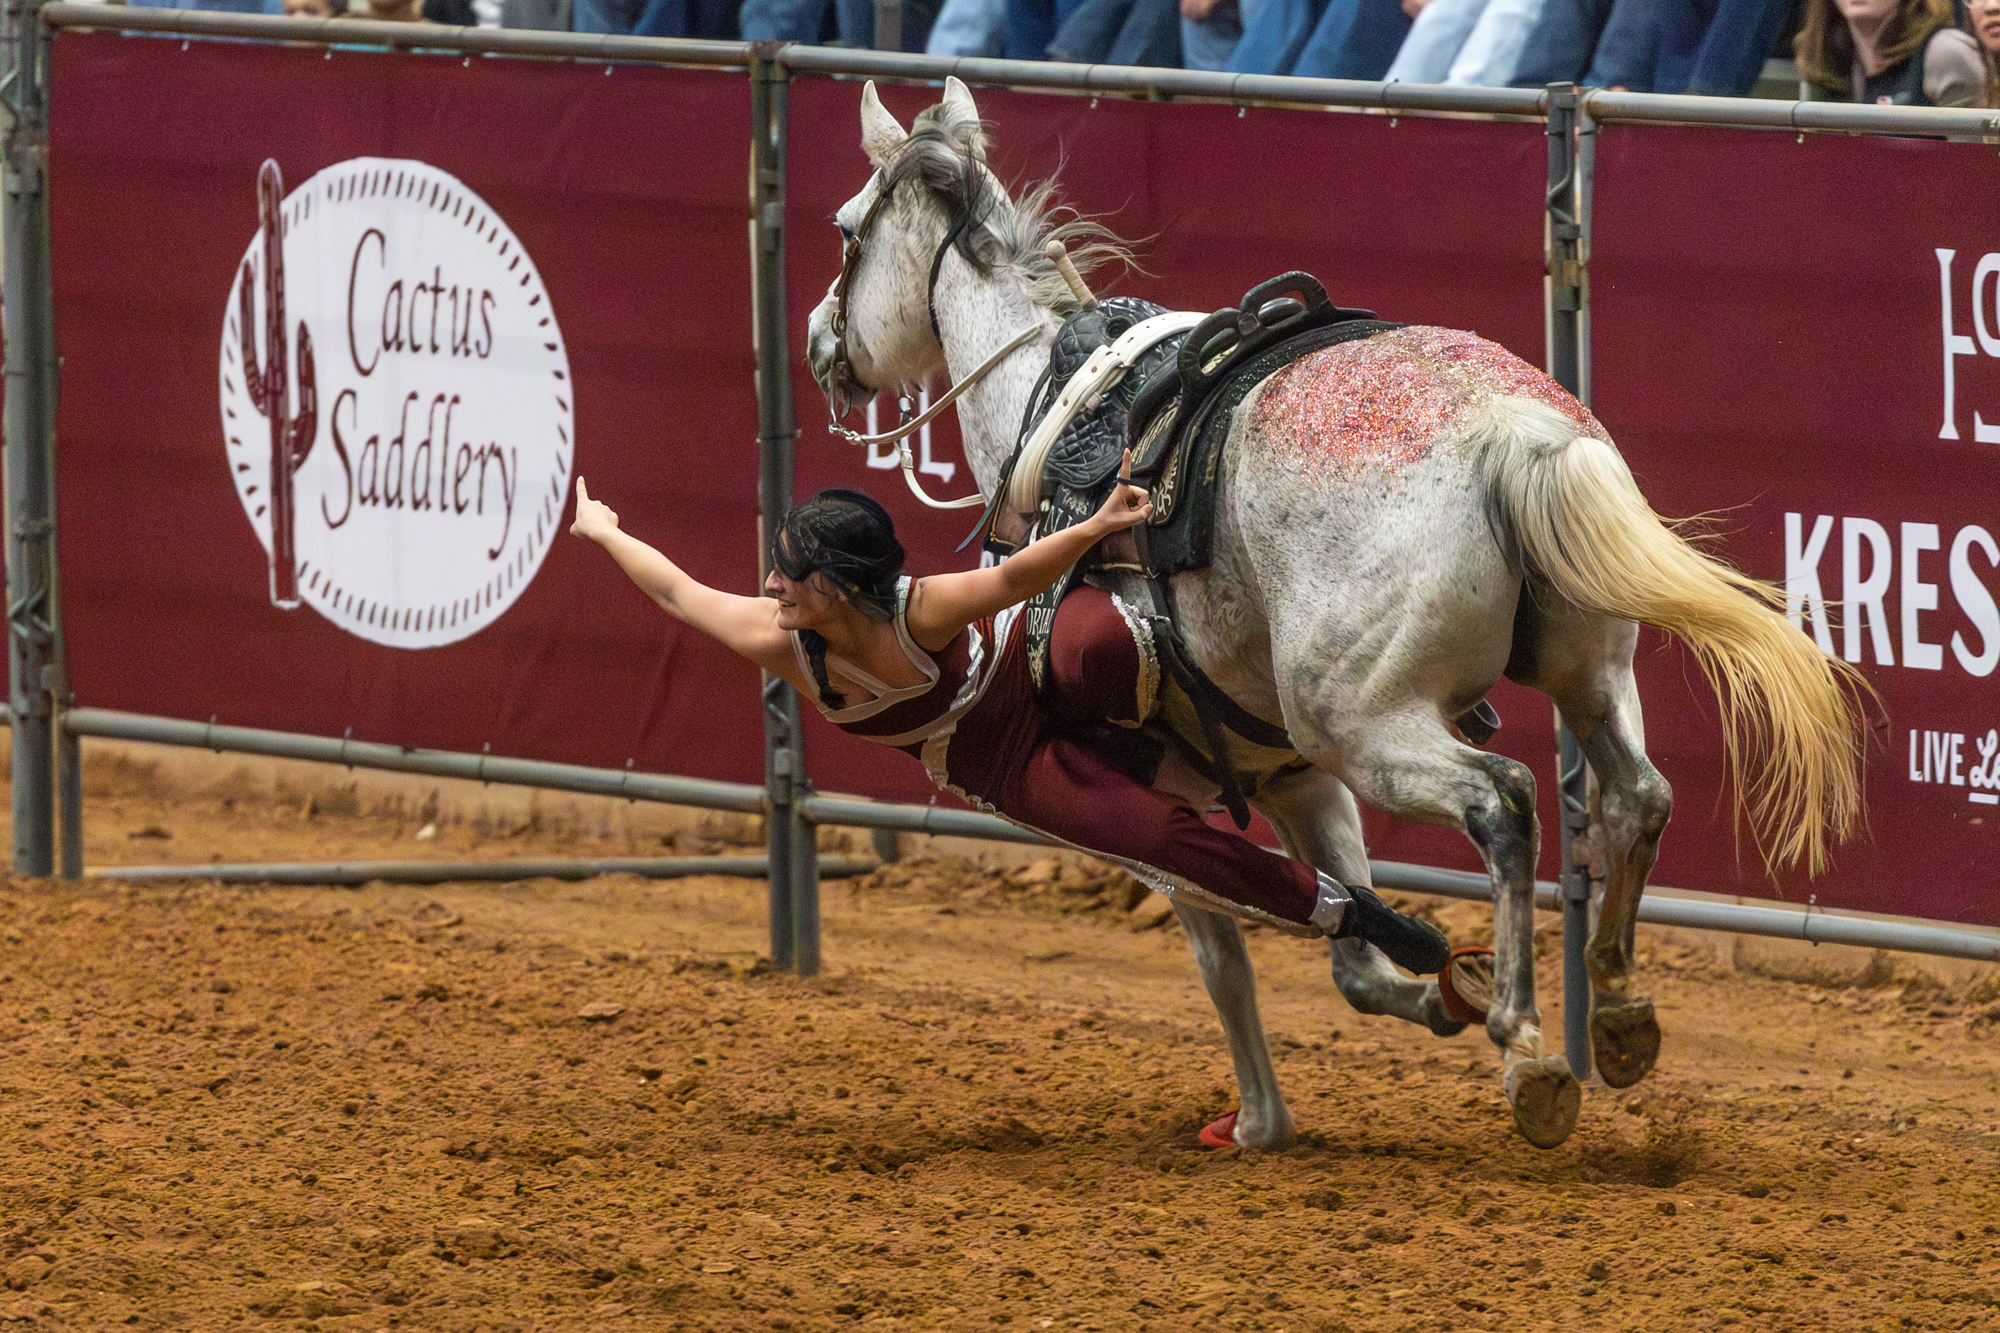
[2,745,1998,1332]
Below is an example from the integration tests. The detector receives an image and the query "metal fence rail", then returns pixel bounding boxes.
[42,5,2000,136]
[1371,862,2000,965]
[61,708,772,813]
[94,854,877,885]
[52,706,2000,961]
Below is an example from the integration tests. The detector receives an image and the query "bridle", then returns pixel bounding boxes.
[823,172,1043,510]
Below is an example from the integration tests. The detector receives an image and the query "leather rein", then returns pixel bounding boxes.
[824,177,1043,511]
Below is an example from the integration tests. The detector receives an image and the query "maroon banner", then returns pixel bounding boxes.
[1593,125,2000,924]
[785,77,1560,856]
[51,33,766,784]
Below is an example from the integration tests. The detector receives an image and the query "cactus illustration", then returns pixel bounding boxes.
[239,159,317,608]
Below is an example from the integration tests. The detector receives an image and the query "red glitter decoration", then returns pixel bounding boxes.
[1251,328,1600,484]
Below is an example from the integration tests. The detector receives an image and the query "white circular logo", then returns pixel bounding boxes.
[220,157,572,649]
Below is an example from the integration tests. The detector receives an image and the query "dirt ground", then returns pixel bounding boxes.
[2,745,1999,1333]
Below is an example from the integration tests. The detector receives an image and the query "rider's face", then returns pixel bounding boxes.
[765,566,842,631]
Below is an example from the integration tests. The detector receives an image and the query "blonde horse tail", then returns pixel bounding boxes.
[1484,406,1872,876]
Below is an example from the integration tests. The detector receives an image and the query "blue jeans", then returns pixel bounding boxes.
[929,0,1007,53]
[1584,0,1716,93]
[1181,0,1247,69]
[1006,0,1093,59]
[740,0,833,39]
[1507,0,1612,84]
[1225,0,1326,73]
[1288,0,1410,80]
[632,0,738,34]
[132,0,272,10]
[1047,0,1183,63]
[574,0,647,28]
[1683,0,1792,95]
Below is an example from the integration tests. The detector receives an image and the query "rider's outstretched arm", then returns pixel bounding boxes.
[907,453,1152,649]
[569,478,789,669]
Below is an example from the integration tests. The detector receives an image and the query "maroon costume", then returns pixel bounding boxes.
[795,578,1322,929]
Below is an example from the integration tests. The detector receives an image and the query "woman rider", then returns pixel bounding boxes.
[569,463,1451,973]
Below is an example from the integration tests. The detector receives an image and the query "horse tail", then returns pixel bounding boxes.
[1481,401,1871,876]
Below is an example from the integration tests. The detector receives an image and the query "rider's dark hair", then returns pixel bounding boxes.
[773,489,907,710]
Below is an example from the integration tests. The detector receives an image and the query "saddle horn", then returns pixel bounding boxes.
[1045,240,1098,310]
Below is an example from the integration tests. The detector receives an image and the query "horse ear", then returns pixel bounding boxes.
[940,77,990,159]
[860,82,908,168]
[941,76,980,125]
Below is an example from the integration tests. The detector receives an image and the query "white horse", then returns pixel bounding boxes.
[804,79,1868,1149]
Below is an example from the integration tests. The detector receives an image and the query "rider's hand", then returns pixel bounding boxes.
[570,478,621,543]
[1091,450,1153,535]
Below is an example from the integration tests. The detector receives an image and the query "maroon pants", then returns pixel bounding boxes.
[943,586,1321,926]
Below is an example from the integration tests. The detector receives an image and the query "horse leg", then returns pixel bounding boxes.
[1575,698,1671,1088]
[1172,902,1297,1149]
[1525,614,1672,1088]
[1510,587,1674,1089]
[1300,712,1580,1148]
[1254,764,1465,1037]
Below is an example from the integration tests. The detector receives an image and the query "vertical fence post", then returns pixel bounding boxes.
[1545,83,1595,1082]
[56,716,79,877]
[749,46,820,976]
[3,0,58,877]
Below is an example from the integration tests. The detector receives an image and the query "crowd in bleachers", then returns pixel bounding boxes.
[103,0,2000,106]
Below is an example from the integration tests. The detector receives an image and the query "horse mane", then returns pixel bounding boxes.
[882,101,1140,314]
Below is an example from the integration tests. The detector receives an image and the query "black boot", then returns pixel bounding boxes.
[1310,875,1451,975]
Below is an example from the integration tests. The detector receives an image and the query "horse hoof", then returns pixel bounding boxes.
[1198,1110,1240,1148]
[1504,1056,1582,1149]
[1592,997,1661,1089]
[1439,945,1495,1025]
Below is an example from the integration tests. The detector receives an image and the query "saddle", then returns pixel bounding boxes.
[979,272,1498,827]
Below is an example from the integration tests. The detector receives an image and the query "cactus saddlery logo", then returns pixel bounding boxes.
[220,158,573,648]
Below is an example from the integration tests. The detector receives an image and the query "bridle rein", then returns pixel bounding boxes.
[823,172,1043,511]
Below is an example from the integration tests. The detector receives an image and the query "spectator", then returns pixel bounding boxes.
[128,0,271,13]
[1007,0,1093,57]
[1225,0,1327,73]
[1507,0,1612,83]
[742,0,935,46]
[1795,0,1981,103]
[572,0,647,28]
[740,0,838,41]
[1579,0,1709,90]
[1966,0,2000,102]
[282,0,339,14]
[1389,0,1489,82]
[1288,0,1412,76]
[1181,0,1249,68]
[358,0,422,17]
[927,0,1005,52]
[1047,0,1182,62]
[630,0,740,36]
[1681,0,1797,94]
[1386,0,1547,83]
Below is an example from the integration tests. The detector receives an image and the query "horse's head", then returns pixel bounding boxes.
[806,78,999,417]
[805,79,1130,422]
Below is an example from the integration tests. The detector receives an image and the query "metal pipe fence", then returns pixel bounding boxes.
[45,705,2000,964]
[15,7,1995,1013]
[94,854,876,885]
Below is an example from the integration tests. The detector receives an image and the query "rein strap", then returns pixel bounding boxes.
[829,323,1046,510]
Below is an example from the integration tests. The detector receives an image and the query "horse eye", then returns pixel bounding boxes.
[837,223,855,241]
